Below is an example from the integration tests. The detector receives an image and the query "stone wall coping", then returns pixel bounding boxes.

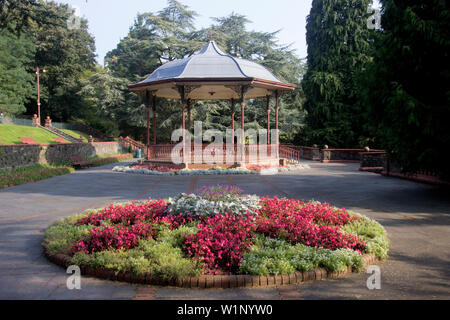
[44,249,380,289]
[321,149,385,152]
[322,160,361,163]
[360,151,387,155]
[297,146,320,150]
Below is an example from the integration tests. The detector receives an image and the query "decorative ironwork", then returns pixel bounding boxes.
[225,85,252,102]
[185,85,201,98]
[145,90,157,106]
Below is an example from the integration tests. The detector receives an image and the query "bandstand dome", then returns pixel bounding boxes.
[128,41,296,100]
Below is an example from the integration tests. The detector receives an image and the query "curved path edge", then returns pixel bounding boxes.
[44,249,381,289]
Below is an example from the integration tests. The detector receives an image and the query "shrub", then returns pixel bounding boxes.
[70,238,202,280]
[340,212,390,259]
[167,193,261,218]
[78,200,167,226]
[156,224,199,248]
[256,198,366,252]
[71,221,155,254]
[137,240,202,280]
[43,215,92,255]
[184,213,257,274]
[0,164,74,189]
[239,236,364,275]
[194,185,244,202]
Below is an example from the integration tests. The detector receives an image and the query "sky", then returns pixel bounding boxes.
[51,0,313,65]
[52,0,380,66]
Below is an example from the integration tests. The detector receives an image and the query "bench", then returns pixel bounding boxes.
[53,137,66,143]
[70,156,91,169]
[20,137,39,145]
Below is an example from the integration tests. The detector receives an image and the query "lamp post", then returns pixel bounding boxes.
[36,67,46,125]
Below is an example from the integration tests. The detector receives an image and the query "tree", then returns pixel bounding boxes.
[105,0,200,80]
[77,70,141,137]
[24,1,96,122]
[0,0,58,36]
[302,0,373,147]
[362,0,450,179]
[0,29,35,115]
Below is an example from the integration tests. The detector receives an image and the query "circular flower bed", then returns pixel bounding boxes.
[43,185,389,286]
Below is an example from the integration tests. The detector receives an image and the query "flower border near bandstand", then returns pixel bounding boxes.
[112,163,311,176]
[43,185,389,288]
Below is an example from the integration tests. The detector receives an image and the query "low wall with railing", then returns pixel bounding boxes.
[360,151,387,172]
[290,146,381,163]
[321,149,367,163]
[0,142,126,170]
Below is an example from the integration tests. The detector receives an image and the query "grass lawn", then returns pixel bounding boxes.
[60,129,89,142]
[0,124,69,144]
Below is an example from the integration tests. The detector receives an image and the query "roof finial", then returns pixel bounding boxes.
[210,30,213,42]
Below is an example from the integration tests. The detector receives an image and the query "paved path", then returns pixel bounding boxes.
[0,161,449,300]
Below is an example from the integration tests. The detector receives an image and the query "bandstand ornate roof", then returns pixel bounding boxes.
[128,41,296,100]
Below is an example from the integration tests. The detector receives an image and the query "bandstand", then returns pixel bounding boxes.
[128,39,297,168]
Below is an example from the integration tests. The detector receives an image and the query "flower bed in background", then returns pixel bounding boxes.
[112,163,311,176]
[43,185,389,284]
[113,165,256,176]
[0,164,75,189]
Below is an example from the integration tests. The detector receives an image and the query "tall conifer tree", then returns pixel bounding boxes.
[363,0,450,178]
[302,0,372,147]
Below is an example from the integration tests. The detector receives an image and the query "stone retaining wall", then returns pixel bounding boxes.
[295,146,385,163]
[360,152,387,168]
[0,142,126,169]
[321,149,364,163]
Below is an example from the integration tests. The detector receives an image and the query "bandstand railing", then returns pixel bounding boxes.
[146,144,282,163]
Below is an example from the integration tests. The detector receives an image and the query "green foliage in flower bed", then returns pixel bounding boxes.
[341,212,390,260]
[43,185,389,281]
[48,218,203,280]
[72,239,203,280]
[0,164,75,189]
[240,236,364,276]
[43,214,94,256]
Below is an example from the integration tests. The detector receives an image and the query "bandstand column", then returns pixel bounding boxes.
[178,86,187,164]
[266,95,271,149]
[275,91,280,158]
[231,98,235,144]
[182,102,186,163]
[145,91,151,160]
[240,92,246,163]
[152,95,157,145]
[187,99,192,134]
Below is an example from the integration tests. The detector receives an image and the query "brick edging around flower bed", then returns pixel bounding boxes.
[44,249,380,289]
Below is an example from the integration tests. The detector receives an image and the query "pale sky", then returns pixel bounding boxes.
[51,0,380,65]
[51,0,313,65]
